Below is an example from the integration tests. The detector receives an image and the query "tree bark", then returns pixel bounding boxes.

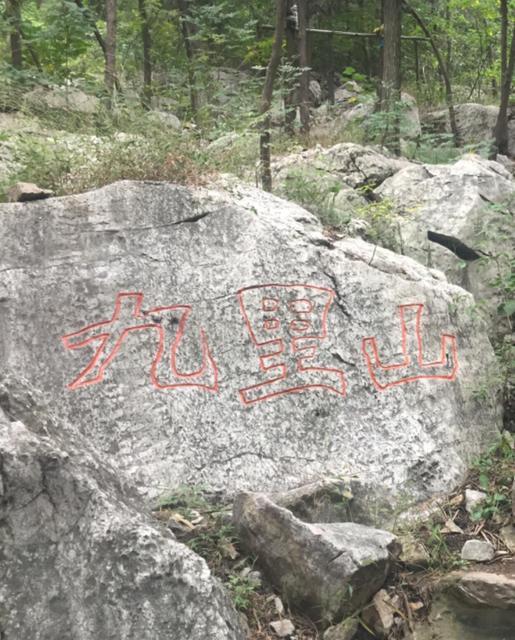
[381,0,402,154]
[404,1,461,146]
[177,0,200,118]
[297,0,310,135]
[6,0,23,70]
[105,0,117,102]
[138,0,152,109]
[260,0,288,192]
[493,22,515,156]
[500,0,508,80]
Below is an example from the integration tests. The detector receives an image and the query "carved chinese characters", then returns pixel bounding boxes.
[62,286,459,402]
[61,292,218,392]
[237,284,346,404]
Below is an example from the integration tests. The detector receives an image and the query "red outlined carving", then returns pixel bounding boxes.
[62,292,218,392]
[237,284,346,405]
[362,303,458,391]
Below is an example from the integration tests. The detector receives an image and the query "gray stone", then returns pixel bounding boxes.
[376,154,515,332]
[233,492,401,625]
[423,103,515,156]
[24,86,100,115]
[0,376,244,640]
[512,478,515,520]
[7,181,54,202]
[461,539,495,562]
[452,569,515,609]
[147,110,181,130]
[0,180,502,512]
[323,618,359,640]
[270,619,295,637]
[398,531,430,567]
[464,489,488,515]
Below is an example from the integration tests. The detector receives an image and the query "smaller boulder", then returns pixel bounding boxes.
[147,110,181,130]
[270,619,295,637]
[233,492,401,626]
[464,489,487,515]
[7,182,54,203]
[461,539,495,562]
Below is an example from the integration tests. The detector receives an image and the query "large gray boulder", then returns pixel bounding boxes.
[376,154,515,329]
[0,376,244,640]
[0,180,501,516]
[423,103,515,156]
[233,492,401,626]
[24,86,101,115]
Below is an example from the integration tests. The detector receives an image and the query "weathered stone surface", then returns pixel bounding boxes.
[423,103,515,156]
[323,617,359,640]
[0,180,502,511]
[409,564,515,639]
[24,86,101,115]
[453,569,515,609]
[397,531,430,567]
[0,376,244,640]
[233,492,400,625]
[461,539,495,562]
[7,181,54,202]
[376,154,515,329]
[512,477,515,519]
[270,619,295,637]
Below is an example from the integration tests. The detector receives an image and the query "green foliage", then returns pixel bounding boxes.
[469,435,515,522]
[425,523,464,571]
[226,574,258,611]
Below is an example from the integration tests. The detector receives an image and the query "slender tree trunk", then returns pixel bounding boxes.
[297,0,310,135]
[138,0,152,109]
[260,0,288,192]
[6,0,23,70]
[404,1,461,146]
[500,0,508,80]
[284,0,297,135]
[494,22,515,156]
[381,0,402,154]
[177,0,200,118]
[105,0,117,102]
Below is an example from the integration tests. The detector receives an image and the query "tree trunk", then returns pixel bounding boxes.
[493,22,515,156]
[138,0,152,109]
[177,0,200,118]
[6,0,23,70]
[404,1,461,146]
[260,0,288,192]
[500,0,508,80]
[105,0,117,102]
[284,0,298,135]
[297,0,310,135]
[381,0,402,154]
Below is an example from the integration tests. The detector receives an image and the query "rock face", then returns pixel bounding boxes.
[7,181,54,202]
[0,180,502,512]
[376,155,515,327]
[233,492,401,625]
[423,103,515,156]
[0,376,244,640]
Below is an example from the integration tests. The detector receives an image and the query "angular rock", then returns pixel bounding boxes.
[464,489,487,515]
[453,569,515,609]
[461,539,495,562]
[361,589,395,639]
[0,376,244,640]
[500,525,515,553]
[233,492,401,625]
[0,180,502,512]
[7,181,54,202]
[323,618,359,640]
[147,110,181,130]
[398,531,430,567]
[512,478,515,520]
[376,154,515,329]
[270,619,295,637]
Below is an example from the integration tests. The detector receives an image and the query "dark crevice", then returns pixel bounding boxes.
[322,270,351,318]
